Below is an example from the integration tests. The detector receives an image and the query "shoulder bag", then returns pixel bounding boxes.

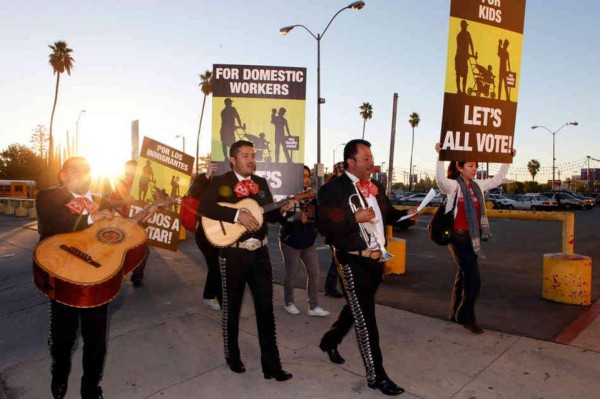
[428,191,458,246]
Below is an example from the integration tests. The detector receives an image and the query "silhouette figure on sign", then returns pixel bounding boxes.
[455,20,475,95]
[220,98,243,160]
[138,160,155,202]
[271,107,292,163]
[497,39,512,101]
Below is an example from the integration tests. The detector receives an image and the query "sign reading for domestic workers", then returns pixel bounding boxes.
[211,64,307,200]
[439,0,526,163]
[130,137,194,251]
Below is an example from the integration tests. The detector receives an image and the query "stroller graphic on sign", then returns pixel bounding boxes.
[467,53,496,99]
[234,124,273,163]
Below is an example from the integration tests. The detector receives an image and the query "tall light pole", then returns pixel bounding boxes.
[531,121,578,190]
[175,134,186,153]
[75,109,86,156]
[332,142,346,165]
[587,155,591,196]
[280,1,365,189]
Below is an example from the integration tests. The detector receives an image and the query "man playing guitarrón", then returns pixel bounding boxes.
[199,140,296,381]
[36,158,114,399]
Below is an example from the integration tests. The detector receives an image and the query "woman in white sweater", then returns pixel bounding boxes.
[434,143,516,334]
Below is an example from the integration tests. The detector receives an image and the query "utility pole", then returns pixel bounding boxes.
[387,93,398,196]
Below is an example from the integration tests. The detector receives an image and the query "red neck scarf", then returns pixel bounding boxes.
[357,180,378,198]
[65,196,99,215]
[234,179,260,198]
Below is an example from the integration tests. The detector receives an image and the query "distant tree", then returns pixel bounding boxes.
[48,40,74,168]
[359,102,373,140]
[195,70,213,174]
[0,144,46,181]
[30,124,49,159]
[527,159,540,181]
[523,181,540,193]
[506,181,525,194]
[408,112,420,192]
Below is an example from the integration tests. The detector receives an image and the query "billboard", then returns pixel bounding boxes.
[439,0,526,163]
[211,64,307,199]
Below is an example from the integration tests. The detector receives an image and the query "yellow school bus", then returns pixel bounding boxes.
[0,180,37,199]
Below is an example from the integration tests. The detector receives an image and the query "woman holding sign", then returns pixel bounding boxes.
[434,143,515,334]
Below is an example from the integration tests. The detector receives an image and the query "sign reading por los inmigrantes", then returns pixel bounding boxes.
[439,0,526,163]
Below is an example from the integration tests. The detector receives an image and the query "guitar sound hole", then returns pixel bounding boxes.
[97,228,125,244]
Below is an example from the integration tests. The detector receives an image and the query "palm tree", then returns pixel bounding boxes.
[48,41,74,168]
[527,159,540,181]
[359,102,373,140]
[408,112,420,192]
[195,70,213,174]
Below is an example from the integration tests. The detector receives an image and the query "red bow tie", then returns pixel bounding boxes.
[234,179,260,198]
[65,196,99,215]
[357,180,378,198]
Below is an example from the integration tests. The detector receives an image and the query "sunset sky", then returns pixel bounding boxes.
[2,0,599,182]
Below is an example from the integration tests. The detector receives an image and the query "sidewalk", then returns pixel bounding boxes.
[1,217,599,398]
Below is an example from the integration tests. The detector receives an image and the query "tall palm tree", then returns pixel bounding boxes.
[359,102,373,140]
[408,112,420,192]
[48,41,74,167]
[195,70,213,174]
[527,159,540,181]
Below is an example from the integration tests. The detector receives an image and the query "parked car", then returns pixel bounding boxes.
[513,194,558,211]
[569,192,595,209]
[541,192,585,210]
[488,193,519,210]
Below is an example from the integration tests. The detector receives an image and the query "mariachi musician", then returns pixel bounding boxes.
[316,139,419,396]
[36,157,114,399]
[198,140,296,381]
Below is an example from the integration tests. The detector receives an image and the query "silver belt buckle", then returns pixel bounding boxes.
[244,238,261,251]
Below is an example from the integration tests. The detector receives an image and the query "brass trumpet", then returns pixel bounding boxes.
[349,183,394,263]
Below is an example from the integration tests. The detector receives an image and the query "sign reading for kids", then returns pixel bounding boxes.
[439,0,526,163]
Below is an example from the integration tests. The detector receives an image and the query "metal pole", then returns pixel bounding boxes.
[316,34,322,190]
[387,93,398,196]
[552,132,556,190]
[588,155,591,195]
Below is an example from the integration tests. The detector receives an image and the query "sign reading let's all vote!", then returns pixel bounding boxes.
[439,0,526,163]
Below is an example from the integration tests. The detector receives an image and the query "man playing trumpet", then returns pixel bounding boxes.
[316,139,419,396]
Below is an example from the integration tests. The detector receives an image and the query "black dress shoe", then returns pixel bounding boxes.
[325,291,344,298]
[81,386,104,399]
[368,378,405,396]
[319,342,345,364]
[226,358,246,373]
[51,382,68,399]
[463,323,484,334]
[263,369,293,381]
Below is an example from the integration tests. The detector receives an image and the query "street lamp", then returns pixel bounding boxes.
[332,142,346,165]
[175,134,186,153]
[280,1,365,189]
[75,109,86,156]
[531,121,578,190]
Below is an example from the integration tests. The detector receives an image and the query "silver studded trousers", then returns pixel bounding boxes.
[320,249,387,385]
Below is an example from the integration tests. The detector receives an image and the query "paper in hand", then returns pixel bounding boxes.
[397,188,437,222]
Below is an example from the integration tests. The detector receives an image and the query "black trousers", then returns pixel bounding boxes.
[324,249,340,294]
[320,250,386,385]
[219,246,282,373]
[49,300,107,398]
[448,230,481,325]
[195,227,221,303]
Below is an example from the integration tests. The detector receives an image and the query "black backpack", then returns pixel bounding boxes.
[428,193,457,246]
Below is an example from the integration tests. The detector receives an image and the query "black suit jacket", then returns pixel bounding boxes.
[36,187,110,241]
[316,174,411,252]
[198,171,285,242]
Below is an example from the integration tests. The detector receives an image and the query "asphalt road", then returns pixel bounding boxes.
[266,207,600,341]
